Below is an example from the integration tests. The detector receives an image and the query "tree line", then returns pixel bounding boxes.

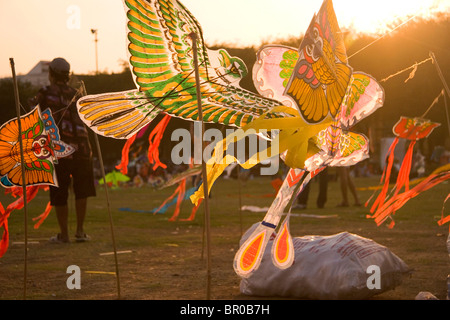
[0,15,448,172]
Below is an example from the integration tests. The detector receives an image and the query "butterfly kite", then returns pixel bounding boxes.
[0,105,75,257]
[75,0,384,277]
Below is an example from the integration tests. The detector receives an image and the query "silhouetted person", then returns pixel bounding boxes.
[30,58,96,243]
[293,168,328,209]
[337,167,361,207]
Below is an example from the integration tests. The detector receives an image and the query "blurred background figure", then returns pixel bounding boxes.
[337,167,361,207]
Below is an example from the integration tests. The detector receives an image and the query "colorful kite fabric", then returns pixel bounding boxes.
[0,185,49,257]
[367,116,444,228]
[0,105,74,188]
[75,0,332,218]
[0,106,74,258]
[231,5,384,277]
[76,0,292,141]
[284,0,352,124]
[98,170,130,188]
[73,0,384,278]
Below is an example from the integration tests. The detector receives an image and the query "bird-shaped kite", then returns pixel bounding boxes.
[77,0,292,140]
[232,41,384,277]
[0,106,74,187]
[77,0,330,216]
[284,0,352,124]
[0,105,75,257]
[75,0,384,277]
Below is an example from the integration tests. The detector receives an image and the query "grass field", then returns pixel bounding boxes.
[0,169,448,300]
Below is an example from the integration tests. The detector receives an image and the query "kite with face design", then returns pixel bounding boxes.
[0,106,74,188]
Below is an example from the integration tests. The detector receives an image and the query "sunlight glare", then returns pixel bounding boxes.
[334,0,450,35]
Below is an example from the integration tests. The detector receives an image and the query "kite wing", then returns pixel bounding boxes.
[393,117,440,140]
[253,44,384,171]
[0,106,59,187]
[235,6,385,276]
[77,0,289,140]
[41,108,75,159]
[284,0,352,123]
[253,45,299,110]
[0,106,75,188]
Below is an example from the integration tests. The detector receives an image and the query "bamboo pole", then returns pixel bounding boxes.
[9,58,29,300]
[189,32,212,300]
[80,82,121,299]
[430,52,450,100]
[429,51,450,138]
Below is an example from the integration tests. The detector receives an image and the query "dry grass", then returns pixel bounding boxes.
[0,172,448,300]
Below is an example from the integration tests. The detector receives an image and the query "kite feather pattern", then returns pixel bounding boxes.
[77,0,291,141]
[74,0,385,278]
[284,0,352,124]
[0,106,74,258]
[0,106,75,188]
[230,1,385,277]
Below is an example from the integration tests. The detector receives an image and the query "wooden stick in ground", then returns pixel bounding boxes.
[80,82,121,299]
[429,51,450,138]
[9,58,29,300]
[189,32,212,300]
[237,166,243,238]
[430,51,450,100]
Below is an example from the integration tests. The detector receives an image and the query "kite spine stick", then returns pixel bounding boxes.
[9,58,28,300]
[430,52,450,100]
[429,51,450,138]
[190,32,212,300]
[80,82,121,299]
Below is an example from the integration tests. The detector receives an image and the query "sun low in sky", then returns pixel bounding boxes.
[0,0,448,78]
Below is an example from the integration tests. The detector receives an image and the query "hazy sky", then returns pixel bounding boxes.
[1,0,449,78]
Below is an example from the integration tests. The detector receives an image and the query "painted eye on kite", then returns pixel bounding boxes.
[39,137,47,146]
[313,27,320,40]
[230,62,240,76]
[306,44,314,57]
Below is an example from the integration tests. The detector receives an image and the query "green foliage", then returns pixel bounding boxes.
[0,16,448,170]
[0,78,39,125]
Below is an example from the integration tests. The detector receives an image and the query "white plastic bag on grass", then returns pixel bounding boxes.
[239,223,410,300]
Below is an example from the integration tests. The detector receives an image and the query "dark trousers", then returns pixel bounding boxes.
[297,168,328,208]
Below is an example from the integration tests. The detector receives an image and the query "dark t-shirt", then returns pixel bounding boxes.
[31,82,92,160]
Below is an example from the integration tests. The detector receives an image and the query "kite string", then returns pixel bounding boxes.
[380,57,433,83]
[444,92,450,139]
[421,89,444,118]
[347,14,418,60]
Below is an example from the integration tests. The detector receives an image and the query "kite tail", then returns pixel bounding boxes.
[147,114,171,171]
[179,199,202,222]
[368,137,399,213]
[189,106,330,207]
[395,140,416,194]
[368,171,450,228]
[437,193,450,232]
[32,201,53,229]
[168,179,186,222]
[0,185,42,258]
[116,133,138,175]
[0,202,9,258]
